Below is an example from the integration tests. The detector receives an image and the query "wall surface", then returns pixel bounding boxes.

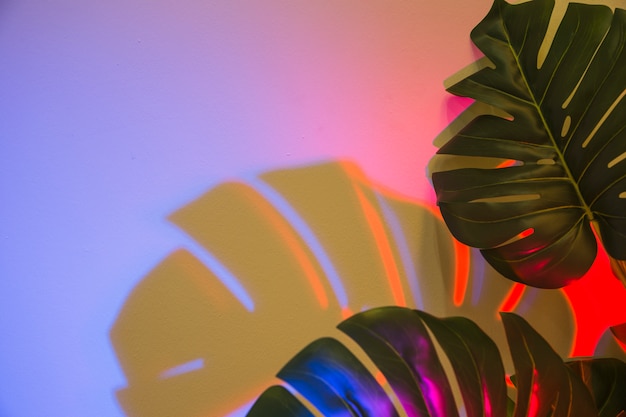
[1,0,625,416]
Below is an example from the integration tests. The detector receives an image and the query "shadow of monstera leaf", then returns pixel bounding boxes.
[110,160,576,417]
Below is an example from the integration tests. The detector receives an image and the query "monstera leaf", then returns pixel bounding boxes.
[247,307,626,416]
[431,0,626,288]
[566,358,626,417]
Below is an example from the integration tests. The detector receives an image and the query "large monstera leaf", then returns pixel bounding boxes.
[431,0,626,288]
[247,307,626,416]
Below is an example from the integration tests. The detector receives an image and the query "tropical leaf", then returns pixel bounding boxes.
[565,358,626,417]
[275,337,399,416]
[248,307,624,416]
[431,0,626,288]
[337,306,460,417]
[611,323,626,346]
[111,161,582,417]
[247,386,314,417]
[414,310,508,417]
[501,312,597,417]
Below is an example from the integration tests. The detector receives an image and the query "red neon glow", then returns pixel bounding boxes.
[518,228,534,239]
[335,163,626,357]
[496,159,519,168]
[562,245,626,356]
[528,370,540,416]
[453,239,470,306]
[498,283,526,315]
[498,228,535,252]
[343,161,470,310]
[244,187,330,309]
[353,185,407,307]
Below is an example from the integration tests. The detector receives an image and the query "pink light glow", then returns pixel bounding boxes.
[482,382,493,416]
[421,377,455,417]
[528,370,540,417]
[11,0,616,415]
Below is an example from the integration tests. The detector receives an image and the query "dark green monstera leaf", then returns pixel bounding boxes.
[432,0,626,288]
[566,358,626,417]
[248,307,626,416]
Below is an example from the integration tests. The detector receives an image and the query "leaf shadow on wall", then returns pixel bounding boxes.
[110,160,578,417]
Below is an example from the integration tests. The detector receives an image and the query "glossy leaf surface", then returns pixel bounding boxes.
[501,312,598,417]
[248,307,625,416]
[566,358,626,417]
[247,385,314,417]
[338,306,458,417]
[276,337,399,417]
[432,0,626,288]
[414,310,508,417]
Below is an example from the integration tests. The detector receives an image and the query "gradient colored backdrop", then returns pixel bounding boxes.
[1,1,625,416]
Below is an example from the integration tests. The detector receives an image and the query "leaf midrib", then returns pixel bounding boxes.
[498,2,595,222]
